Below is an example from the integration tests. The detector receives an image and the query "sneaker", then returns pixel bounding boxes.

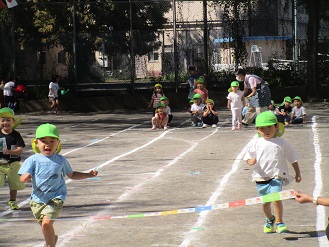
[202,124,208,128]
[164,126,168,130]
[276,222,288,233]
[151,125,157,130]
[232,126,236,130]
[193,123,197,127]
[197,122,203,127]
[8,200,19,210]
[263,215,275,233]
[284,121,289,125]
[242,122,248,126]
[212,124,217,128]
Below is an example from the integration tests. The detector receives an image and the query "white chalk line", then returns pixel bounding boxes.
[57,127,220,246]
[312,116,328,247]
[180,134,257,247]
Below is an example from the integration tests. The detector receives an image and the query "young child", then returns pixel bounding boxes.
[19,123,98,247]
[268,100,277,113]
[48,75,60,114]
[190,93,205,127]
[151,103,168,130]
[187,66,197,99]
[187,99,194,114]
[202,99,219,128]
[193,77,208,103]
[148,83,164,116]
[160,96,173,125]
[0,107,25,210]
[244,111,302,234]
[275,96,292,124]
[227,81,244,130]
[289,96,306,124]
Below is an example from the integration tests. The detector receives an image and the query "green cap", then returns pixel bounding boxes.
[293,96,303,103]
[284,96,292,103]
[160,96,168,101]
[206,99,214,105]
[0,107,15,118]
[196,77,204,84]
[36,123,59,139]
[255,111,278,127]
[189,99,194,103]
[231,81,239,87]
[154,83,162,88]
[156,102,165,109]
[193,93,201,99]
[270,100,277,108]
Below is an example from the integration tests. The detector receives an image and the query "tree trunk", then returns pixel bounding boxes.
[306,0,321,100]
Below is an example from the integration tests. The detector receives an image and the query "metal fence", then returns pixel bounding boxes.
[2,0,329,95]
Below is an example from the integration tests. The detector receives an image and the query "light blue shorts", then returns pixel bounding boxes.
[256,179,283,197]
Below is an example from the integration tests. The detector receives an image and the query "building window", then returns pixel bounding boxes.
[58,50,66,64]
[148,51,159,62]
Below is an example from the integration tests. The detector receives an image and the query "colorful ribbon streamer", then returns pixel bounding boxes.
[0,189,295,222]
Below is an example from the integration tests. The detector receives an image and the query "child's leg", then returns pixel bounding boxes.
[262,202,273,219]
[273,200,283,223]
[9,189,17,201]
[42,216,57,247]
[162,117,169,128]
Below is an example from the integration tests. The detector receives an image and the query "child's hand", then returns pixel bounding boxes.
[2,148,10,155]
[247,158,257,166]
[295,174,302,183]
[89,170,98,177]
[20,173,32,183]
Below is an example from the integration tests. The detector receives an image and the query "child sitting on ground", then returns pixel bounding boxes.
[275,96,292,124]
[193,77,208,104]
[190,93,205,127]
[289,96,306,124]
[160,96,173,125]
[151,103,168,130]
[202,99,219,128]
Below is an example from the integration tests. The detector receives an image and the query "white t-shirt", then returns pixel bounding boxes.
[165,106,172,115]
[3,81,15,96]
[49,82,59,98]
[227,90,244,109]
[191,103,205,113]
[243,137,300,184]
[291,106,306,118]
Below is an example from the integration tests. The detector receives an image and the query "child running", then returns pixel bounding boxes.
[227,81,244,130]
[289,96,306,124]
[148,83,164,116]
[0,107,25,210]
[151,103,168,130]
[19,123,98,247]
[244,111,301,234]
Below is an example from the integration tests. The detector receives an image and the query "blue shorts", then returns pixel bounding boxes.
[256,179,283,197]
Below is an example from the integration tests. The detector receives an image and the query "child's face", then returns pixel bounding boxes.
[294,100,301,107]
[197,83,204,89]
[35,136,60,156]
[284,101,291,107]
[157,106,164,113]
[194,98,201,105]
[232,86,239,92]
[257,124,278,140]
[268,104,274,110]
[0,117,15,132]
[206,103,213,108]
[161,99,169,106]
[155,87,162,93]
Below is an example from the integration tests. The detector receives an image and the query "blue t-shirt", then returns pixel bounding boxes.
[18,153,73,204]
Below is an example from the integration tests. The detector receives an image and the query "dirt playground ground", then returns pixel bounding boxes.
[0,102,329,247]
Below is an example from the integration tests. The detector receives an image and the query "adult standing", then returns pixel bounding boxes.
[48,75,60,114]
[235,69,271,126]
[3,77,16,110]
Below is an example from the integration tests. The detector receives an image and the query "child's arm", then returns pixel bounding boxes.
[3,146,23,156]
[67,170,98,180]
[20,172,32,183]
[227,99,231,109]
[289,111,295,123]
[148,98,154,108]
[291,161,301,182]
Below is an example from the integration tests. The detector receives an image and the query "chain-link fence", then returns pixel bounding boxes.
[2,0,329,96]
